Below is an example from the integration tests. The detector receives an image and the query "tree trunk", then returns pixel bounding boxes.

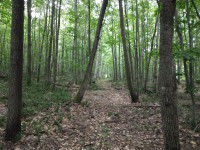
[186,0,196,128]
[135,0,140,98]
[37,0,49,82]
[124,0,134,81]
[158,0,180,149]
[61,35,65,74]
[191,0,200,20]
[119,0,138,103]
[118,43,121,80]
[74,0,108,103]
[175,10,190,88]
[94,30,102,82]
[153,17,159,92]
[45,0,55,85]
[5,0,24,141]
[27,0,32,85]
[53,0,62,90]
[143,17,158,91]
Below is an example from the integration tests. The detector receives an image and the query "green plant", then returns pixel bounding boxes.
[100,125,110,137]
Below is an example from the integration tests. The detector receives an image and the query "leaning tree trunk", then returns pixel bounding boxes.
[27,0,32,85]
[119,0,138,103]
[5,0,24,141]
[158,0,180,149]
[74,0,108,103]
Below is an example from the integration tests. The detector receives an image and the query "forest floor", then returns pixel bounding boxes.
[0,79,200,149]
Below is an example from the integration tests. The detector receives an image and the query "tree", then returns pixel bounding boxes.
[53,0,62,90]
[119,0,138,103]
[5,0,24,141]
[74,0,108,103]
[45,0,55,85]
[27,0,32,85]
[158,0,180,149]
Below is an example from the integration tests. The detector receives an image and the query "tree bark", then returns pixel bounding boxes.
[124,0,134,81]
[119,0,138,103]
[74,0,108,103]
[158,0,180,149]
[5,0,24,141]
[27,0,32,85]
[186,0,196,128]
[135,0,140,98]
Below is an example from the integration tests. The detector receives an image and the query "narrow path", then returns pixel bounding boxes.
[1,80,199,149]
[83,80,131,106]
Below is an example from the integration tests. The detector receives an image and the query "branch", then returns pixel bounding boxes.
[191,0,200,20]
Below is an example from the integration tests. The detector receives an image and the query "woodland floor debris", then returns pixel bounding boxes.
[0,80,200,149]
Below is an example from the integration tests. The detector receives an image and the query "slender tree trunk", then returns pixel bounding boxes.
[118,43,121,80]
[186,0,196,128]
[74,0,108,103]
[72,0,78,82]
[61,35,65,74]
[5,0,24,141]
[37,1,49,82]
[119,0,138,103]
[45,0,55,85]
[124,0,134,81]
[88,0,91,56]
[158,0,180,149]
[114,34,118,80]
[175,10,190,88]
[135,0,140,97]
[53,0,62,90]
[153,18,159,92]
[94,30,102,82]
[191,0,200,20]
[27,0,32,85]
[143,17,158,91]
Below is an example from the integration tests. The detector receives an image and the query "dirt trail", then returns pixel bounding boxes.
[83,80,131,106]
[1,80,199,149]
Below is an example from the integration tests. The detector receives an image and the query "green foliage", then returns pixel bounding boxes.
[20,80,71,120]
[173,47,200,60]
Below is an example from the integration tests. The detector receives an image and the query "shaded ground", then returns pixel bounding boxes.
[0,80,200,149]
